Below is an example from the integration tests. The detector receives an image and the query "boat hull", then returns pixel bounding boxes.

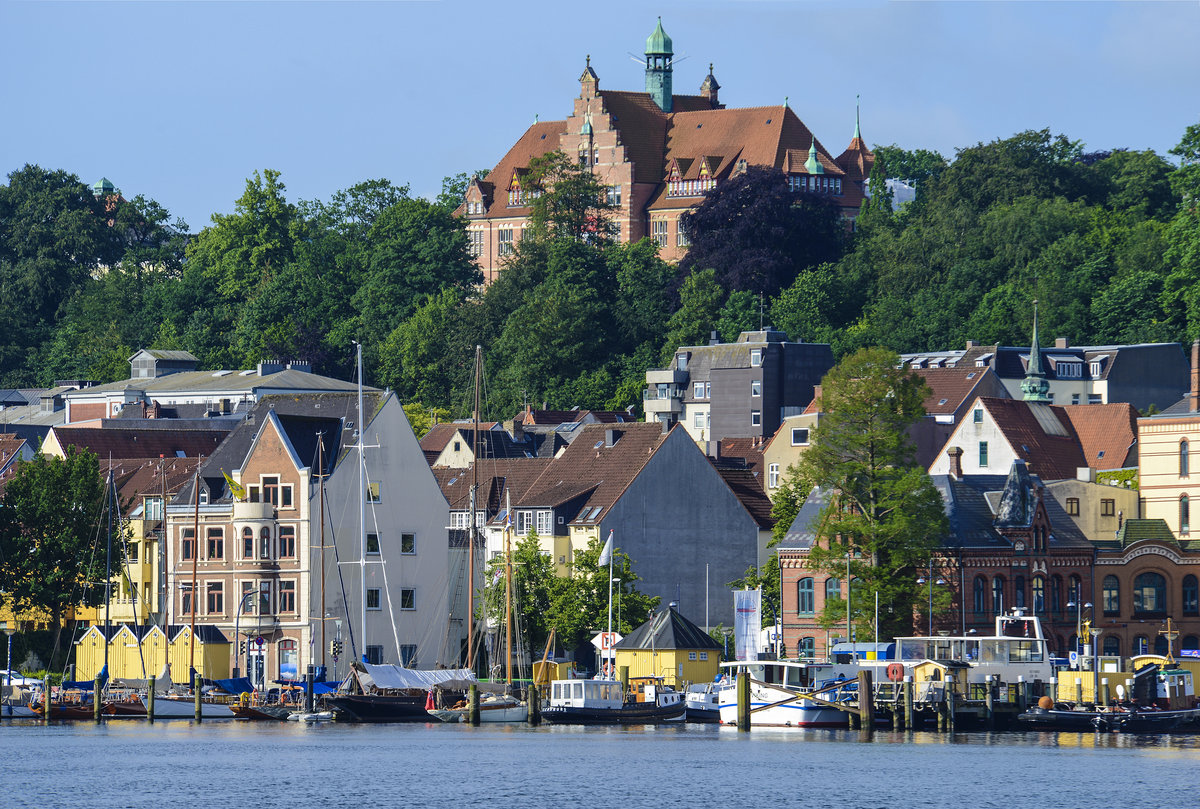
[428,701,530,724]
[231,704,291,721]
[541,702,685,725]
[139,696,236,719]
[326,694,432,723]
[1019,705,1200,733]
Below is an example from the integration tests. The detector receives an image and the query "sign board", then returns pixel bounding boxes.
[1069,650,1079,668]
[590,631,621,651]
[255,636,265,648]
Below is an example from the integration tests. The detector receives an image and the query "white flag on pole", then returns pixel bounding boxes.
[598,530,614,566]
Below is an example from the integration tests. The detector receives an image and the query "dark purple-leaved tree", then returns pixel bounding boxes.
[678,166,845,298]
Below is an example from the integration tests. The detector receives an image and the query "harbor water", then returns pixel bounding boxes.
[3,722,1198,807]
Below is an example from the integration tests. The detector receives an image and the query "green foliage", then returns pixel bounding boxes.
[1096,469,1139,490]
[522,151,616,243]
[481,533,659,656]
[401,402,452,439]
[0,449,114,649]
[796,348,949,640]
[661,268,723,362]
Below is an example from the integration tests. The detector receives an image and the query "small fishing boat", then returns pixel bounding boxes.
[684,681,722,723]
[1019,663,1200,733]
[542,676,684,725]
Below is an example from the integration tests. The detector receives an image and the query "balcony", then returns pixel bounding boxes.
[643,386,683,415]
[645,367,688,386]
[233,501,275,521]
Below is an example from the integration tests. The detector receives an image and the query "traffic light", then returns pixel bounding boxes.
[330,639,343,658]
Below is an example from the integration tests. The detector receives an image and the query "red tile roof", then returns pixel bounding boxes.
[713,466,774,529]
[101,456,202,516]
[51,427,228,460]
[914,367,995,415]
[1059,403,1138,469]
[981,398,1086,481]
[433,458,554,512]
[717,436,765,478]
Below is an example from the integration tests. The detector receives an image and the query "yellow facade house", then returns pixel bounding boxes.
[75,624,230,682]
[612,605,721,689]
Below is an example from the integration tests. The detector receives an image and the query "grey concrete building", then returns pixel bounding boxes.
[645,328,832,448]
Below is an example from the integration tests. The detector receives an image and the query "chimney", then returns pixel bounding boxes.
[511,415,524,443]
[1191,340,1199,413]
[947,446,964,479]
[709,330,720,346]
[965,340,979,348]
[1055,337,1069,349]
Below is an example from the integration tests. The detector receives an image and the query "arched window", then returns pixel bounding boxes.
[278,639,298,679]
[242,527,254,559]
[1050,575,1063,614]
[1133,635,1149,655]
[259,526,272,560]
[1103,636,1120,657]
[992,577,1005,614]
[1182,495,1191,536]
[825,578,840,604]
[1032,576,1045,614]
[798,637,815,659]
[1184,575,1199,616]
[797,578,814,615]
[973,576,987,615]
[1155,635,1170,656]
[1183,635,1200,653]
[1133,572,1167,615]
[1103,575,1120,616]
[1014,575,1026,609]
[1182,439,1190,477]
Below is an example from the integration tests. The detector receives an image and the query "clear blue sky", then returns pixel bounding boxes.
[3,1,1197,231]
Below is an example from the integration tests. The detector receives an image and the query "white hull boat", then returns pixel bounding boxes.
[140,695,237,718]
[428,694,529,723]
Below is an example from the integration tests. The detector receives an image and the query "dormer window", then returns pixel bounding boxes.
[1090,361,1102,377]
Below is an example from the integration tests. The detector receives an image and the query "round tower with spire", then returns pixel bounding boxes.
[645,17,673,112]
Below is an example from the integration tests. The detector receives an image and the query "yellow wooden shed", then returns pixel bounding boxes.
[612,606,722,689]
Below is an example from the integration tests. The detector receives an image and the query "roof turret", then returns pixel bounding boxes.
[645,17,673,56]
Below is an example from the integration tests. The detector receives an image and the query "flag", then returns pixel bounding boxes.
[223,470,246,501]
[598,530,614,566]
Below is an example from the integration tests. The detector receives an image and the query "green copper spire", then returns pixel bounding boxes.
[644,18,674,112]
[581,108,593,136]
[805,140,824,175]
[854,94,861,140]
[1021,299,1052,403]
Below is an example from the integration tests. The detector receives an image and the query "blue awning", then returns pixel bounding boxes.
[214,677,255,694]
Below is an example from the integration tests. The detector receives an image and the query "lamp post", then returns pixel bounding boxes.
[233,591,254,679]
[1066,599,1092,666]
[1090,627,1104,706]
[916,560,946,636]
[332,619,342,681]
[1,622,14,717]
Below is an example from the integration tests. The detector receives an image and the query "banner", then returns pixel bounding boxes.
[733,589,761,662]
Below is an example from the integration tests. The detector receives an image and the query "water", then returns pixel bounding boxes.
[2,721,1197,808]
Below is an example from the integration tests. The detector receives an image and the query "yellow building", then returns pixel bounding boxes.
[1138,402,1200,539]
[612,606,721,689]
[75,623,230,682]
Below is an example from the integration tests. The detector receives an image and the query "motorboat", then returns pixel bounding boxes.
[1019,663,1200,733]
[893,609,1054,686]
[427,692,529,724]
[716,660,857,728]
[684,681,721,723]
[542,676,684,724]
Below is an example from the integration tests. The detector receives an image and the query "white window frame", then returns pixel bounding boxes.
[751,410,762,426]
[536,510,553,535]
[750,349,762,367]
[751,380,761,397]
[366,588,382,611]
[791,428,809,446]
[768,463,780,489]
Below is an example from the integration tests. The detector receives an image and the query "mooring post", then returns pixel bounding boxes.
[619,665,629,692]
[892,681,903,731]
[1075,677,1083,706]
[903,676,914,730]
[304,668,315,714]
[193,672,202,722]
[93,677,102,723]
[468,683,480,725]
[1016,675,1027,714]
[1049,676,1057,706]
[736,671,750,732]
[858,670,874,732]
[147,680,155,724]
[985,674,995,729]
[946,679,956,733]
[1101,677,1109,707]
[43,674,51,724]
[527,684,540,726]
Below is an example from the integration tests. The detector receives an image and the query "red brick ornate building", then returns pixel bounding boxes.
[459,20,874,282]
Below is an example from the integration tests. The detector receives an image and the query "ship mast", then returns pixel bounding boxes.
[356,341,366,663]
[467,345,482,671]
[189,463,200,681]
[318,435,327,672]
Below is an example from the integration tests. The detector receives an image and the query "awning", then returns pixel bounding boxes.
[357,664,475,690]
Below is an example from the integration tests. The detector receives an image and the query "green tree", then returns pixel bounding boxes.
[0,449,112,654]
[660,268,723,361]
[378,288,472,407]
[520,151,615,243]
[795,348,949,640]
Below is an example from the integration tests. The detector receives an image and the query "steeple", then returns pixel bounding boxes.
[854,94,861,140]
[644,18,674,112]
[1021,300,1052,403]
[700,62,720,108]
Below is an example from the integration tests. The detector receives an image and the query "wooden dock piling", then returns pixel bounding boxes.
[946,683,956,732]
[736,671,750,732]
[147,683,155,723]
[985,675,995,730]
[94,677,102,723]
[903,677,913,730]
[193,672,202,722]
[43,674,50,724]
[467,684,480,725]
[527,685,540,726]
[857,670,874,732]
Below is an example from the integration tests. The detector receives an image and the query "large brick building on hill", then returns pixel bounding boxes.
[460,20,875,282]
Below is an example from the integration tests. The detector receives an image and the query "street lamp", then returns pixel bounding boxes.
[916,560,946,637]
[233,591,255,679]
[1066,599,1092,665]
[1,622,14,718]
[1090,627,1105,707]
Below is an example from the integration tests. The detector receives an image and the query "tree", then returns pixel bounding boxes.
[678,166,845,298]
[872,145,948,194]
[521,151,616,243]
[660,268,724,362]
[378,288,472,407]
[795,348,949,640]
[0,448,112,656]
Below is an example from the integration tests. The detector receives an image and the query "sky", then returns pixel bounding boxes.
[3,1,1198,232]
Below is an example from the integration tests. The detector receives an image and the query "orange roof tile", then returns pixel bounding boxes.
[1059,403,1138,470]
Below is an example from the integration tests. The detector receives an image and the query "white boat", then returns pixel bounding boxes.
[427,693,529,723]
[716,660,858,728]
[543,677,684,724]
[288,710,334,722]
[140,694,237,718]
[684,681,721,723]
[893,608,1054,685]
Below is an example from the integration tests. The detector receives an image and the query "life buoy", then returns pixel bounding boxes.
[887,663,904,682]
[239,692,251,707]
[603,662,612,677]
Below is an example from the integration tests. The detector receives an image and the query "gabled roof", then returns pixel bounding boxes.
[1059,403,1138,469]
[978,397,1086,481]
[912,366,999,415]
[48,426,228,461]
[476,120,564,217]
[711,465,774,529]
[167,624,229,644]
[101,456,202,517]
[1096,518,1200,552]
[63,367,366,398]
[519,424,672,525]
[614,606,721,651]
[931,468,1092,550]
[778,486,830,551]
[716,436,765,477]
[432,458,554,512]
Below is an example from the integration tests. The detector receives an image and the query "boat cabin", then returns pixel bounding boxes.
[893,609,1052,685]
[549,679,624,709]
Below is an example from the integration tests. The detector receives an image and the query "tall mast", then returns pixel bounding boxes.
[356,341,366,663]
[189,463,201,680]
[505,488,513,685]
[318,435,327,672]
[158,459,167,627]
[467,345,481,671]
[103,469,114,677]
